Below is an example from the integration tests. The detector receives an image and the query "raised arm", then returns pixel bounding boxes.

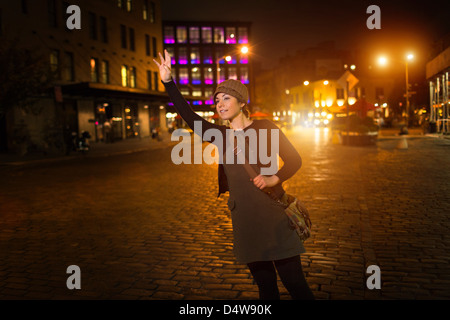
[153,50,223,138]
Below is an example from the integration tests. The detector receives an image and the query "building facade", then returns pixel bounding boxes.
[426,44,450,134]
[0,0,167,154]
[162,20,252,125]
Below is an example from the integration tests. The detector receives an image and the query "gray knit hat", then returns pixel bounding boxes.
[213,79,248,103]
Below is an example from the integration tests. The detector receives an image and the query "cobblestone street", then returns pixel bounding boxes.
[0,127,449,300]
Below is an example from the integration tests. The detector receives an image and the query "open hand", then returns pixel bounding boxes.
[153,49,172,83]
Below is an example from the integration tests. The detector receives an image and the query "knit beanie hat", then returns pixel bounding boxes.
[213,79,248,103]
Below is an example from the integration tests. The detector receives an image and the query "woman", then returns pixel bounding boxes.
[154,50,314,300]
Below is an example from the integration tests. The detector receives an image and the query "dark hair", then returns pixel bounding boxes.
[242,104,251,118]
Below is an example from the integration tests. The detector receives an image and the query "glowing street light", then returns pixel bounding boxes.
[303,80,309,86]
[378,56,388,66]
[377,53,415,127]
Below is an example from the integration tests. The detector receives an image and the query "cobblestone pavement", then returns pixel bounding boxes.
[0,127,449,300]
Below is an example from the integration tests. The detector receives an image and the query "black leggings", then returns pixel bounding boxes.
[247,255,315,300]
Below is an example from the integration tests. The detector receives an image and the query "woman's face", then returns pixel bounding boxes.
[215,93,244,121]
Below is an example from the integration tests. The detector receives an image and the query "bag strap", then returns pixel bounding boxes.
[231,133,280,201]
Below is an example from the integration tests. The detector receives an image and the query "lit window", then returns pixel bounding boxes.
[228,67,237,80]
[201,27,212,43]
[180,88,189,96]
[143,0,148,20]
[203,47,213,64]
[192,90,202,97]
[190,47,200,64]
[218,67,226,84]
[191,68,201,85]
[50,50,59,75]
[179,68,188,85]
[226,27,236,44]
[166,47,175,65]
[164,26,175,44]
[240,67,249,84]
[129,67,136,88]
[215,48,224,64]
[126,0,132,12]
[121,65,128,87]
[240,53,248,64]
[214,27,224,43]
[178,47,188,65]
[100,60,109,84]
[90,58,99,82]
[238,27,248,44]
[204,68,213,85]
[189,27,200,44]
[176,26,187,43]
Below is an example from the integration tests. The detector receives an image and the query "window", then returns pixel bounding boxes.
[129,28,135,51]
[201,27,212,43]
[225,27,236,44]
[180,88,189,96]
[147,70,152,89]
[149,1,155,23]
[189,27,200,43]
[217,67,226,84]
[179,68,189,85]
[238,27,248,44]
[153,72,159,91]
[214,27,224,43]
[120,25,127,49]
[143,0,148,20]
[152,37,157,57]
[62,52,74,81]
[240,67,249,84]
[228,67,237,80]
[204,68,213,85]
[191,67,201,85]
[88,12,97,40]
[336,88,344,99]
[176,26,187,43]
[121,65,128,87]
[50,50,59,77]
[178,47,188,65]
[100,17,108,43]
[90,58,99,82]
[129,67,136,88]
[203,47,213,64]
[117,0,123,9]
[215,47,225,64]
[164,26,175,44]
[48,0,57,27]
[192,90,202,97]
[100,60,109,84]
[145,35,150,56]
[239,53,248,64]
[126,0,132,12]
[190,47,200,64]
[166,47,175,65]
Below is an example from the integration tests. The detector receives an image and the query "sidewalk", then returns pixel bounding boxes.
[0,131,178,166]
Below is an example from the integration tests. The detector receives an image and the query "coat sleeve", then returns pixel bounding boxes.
[162,80,224,142]
[265,120,302,182]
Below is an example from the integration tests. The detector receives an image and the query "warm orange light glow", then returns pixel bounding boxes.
[303,80,309,86]
[323,80,329,85]
[406,53,414,61]
[378,56,387,66]
[225,56,232,62]
[241,46,249,54]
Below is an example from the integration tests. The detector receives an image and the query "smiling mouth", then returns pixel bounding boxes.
[219,110,228,114]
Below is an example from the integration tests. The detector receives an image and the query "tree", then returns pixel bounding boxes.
[0,39,53,120]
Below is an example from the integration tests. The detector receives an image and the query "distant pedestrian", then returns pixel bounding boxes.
[154,50,314,300]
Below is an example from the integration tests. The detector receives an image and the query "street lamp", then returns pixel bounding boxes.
[377,53,414,127]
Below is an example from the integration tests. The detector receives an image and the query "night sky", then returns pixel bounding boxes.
[161,0,449,70]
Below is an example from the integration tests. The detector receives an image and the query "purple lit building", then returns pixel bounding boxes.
[162,21,252,112]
